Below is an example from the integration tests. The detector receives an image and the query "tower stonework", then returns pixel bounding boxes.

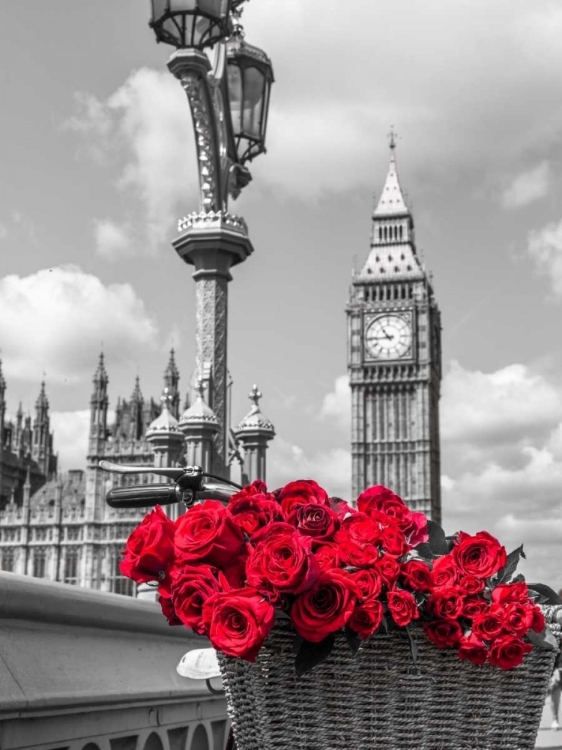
[347,144,442,522]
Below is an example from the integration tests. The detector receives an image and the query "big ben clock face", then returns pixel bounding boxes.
[365,314,413,360]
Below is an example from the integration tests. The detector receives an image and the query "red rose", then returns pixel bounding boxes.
[428,586,464,620]
[277,479,329,516]
[373,555,401,587]
[430,555,458,589]
[223,549,249,589]
[120,505,175,584]
[228,495,284,536]
[356,485,428,545]
[287,503,339,543]
[328,496,357,520]
[379,523,408,558]
[336,513,381,567]
[171,564,223,635]
[531,606,546,634]
[349,600,384,640]
[462,596,489,620]
[458,575,485,597]
[423,619,463,648]
[503,602,534,637]
[202,587,275,662]
[229,479,268,500]
[401,511,430,547]
[488,634,532,670]
[472,607,505,641]
[246,524,319,595]
[351,568,383,602]
[357,485,409,522]
[401,560,432,592]
[175,500,244,567]
[314,543,341,571]
[490,582,528,604]
[387,588,420,627]
[291,569,358,642]
[452,531,507,579]
[458,633,488,665]
[158,589,182,626]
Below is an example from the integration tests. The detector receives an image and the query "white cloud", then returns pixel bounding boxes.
[315,362,562,584]
[439,360,562,587]
[501,161,550,210]
[94,219,134,261]
[0,266,158,384]
[528,218,562,298]
[50,410,90,471]
[268,436,352,501]
[441,360,562,453]
[67,69,196,248]
[320,375,351,431]
[244,0,562,199]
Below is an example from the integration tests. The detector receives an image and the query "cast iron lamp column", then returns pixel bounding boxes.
[149,1,274,477]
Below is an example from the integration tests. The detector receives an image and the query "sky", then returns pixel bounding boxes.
[1,0,562,585]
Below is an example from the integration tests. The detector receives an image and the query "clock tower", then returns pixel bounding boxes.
[347,140,442,521]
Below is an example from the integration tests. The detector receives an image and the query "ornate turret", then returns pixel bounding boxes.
[163,349,181,419]
[89,353,109,448]
[129,377,144,441]
[233,384,275,483]
[32,381,54,478]
[146,387,184,473]
[179,377,219,474]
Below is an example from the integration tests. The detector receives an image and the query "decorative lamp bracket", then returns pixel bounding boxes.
[168,46,252,214]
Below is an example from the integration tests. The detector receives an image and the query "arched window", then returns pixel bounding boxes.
[109,546,135,596]
[1,547,14,572]
[399,225,403,240]
[64,546,79,584]
[379,226,383,241]
[32,546,47,578]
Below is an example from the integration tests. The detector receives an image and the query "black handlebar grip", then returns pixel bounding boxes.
[106,483,181,509]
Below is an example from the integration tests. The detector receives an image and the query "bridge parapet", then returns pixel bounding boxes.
[0,572,227,750]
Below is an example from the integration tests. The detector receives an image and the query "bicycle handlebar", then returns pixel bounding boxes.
[106,483,181,509]
[100,460,241,509]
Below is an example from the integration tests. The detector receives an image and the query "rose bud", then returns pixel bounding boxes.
[387,588,420,627]
[423,619,463,648]
[458,633,488,665]
[488,634,532,670]
[175,500,244,568]
[120,505,176,584]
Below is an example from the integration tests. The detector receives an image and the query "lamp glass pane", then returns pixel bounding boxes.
[199,0,228,18]
[242,67,265,138]
[170,0,197,10]
[227,65,243,131]
[162,16,182,45]
[152,0,168,22]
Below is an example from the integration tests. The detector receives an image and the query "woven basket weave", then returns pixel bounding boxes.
[218,609,562,750]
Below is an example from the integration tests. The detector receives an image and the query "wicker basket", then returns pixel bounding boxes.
[218,610,562,750]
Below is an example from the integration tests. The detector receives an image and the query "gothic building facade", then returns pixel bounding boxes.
[347,143,442,521]
[0,351,275,594]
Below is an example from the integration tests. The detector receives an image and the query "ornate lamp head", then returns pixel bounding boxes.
[226,20,274,165]
[150,0,235,49]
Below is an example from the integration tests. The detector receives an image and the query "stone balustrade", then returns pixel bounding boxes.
[0,572,228,750]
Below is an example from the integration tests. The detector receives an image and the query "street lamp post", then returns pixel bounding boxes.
[148,0,274,477]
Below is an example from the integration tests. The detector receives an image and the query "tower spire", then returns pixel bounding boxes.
[373,130,408,217]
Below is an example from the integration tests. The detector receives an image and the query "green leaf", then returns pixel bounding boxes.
[495,545,525,584]
[426,520,449,556]
[295,634,336,677]
[528,584,562,605]
[344,624,362,655]
[527,627,559,651]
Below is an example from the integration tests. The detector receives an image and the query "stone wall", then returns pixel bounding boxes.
[0,572,228,750]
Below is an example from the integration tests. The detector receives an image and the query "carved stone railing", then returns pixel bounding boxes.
[0,572,228,750]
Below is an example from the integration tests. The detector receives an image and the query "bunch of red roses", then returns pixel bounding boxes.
[120,479,556,674]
